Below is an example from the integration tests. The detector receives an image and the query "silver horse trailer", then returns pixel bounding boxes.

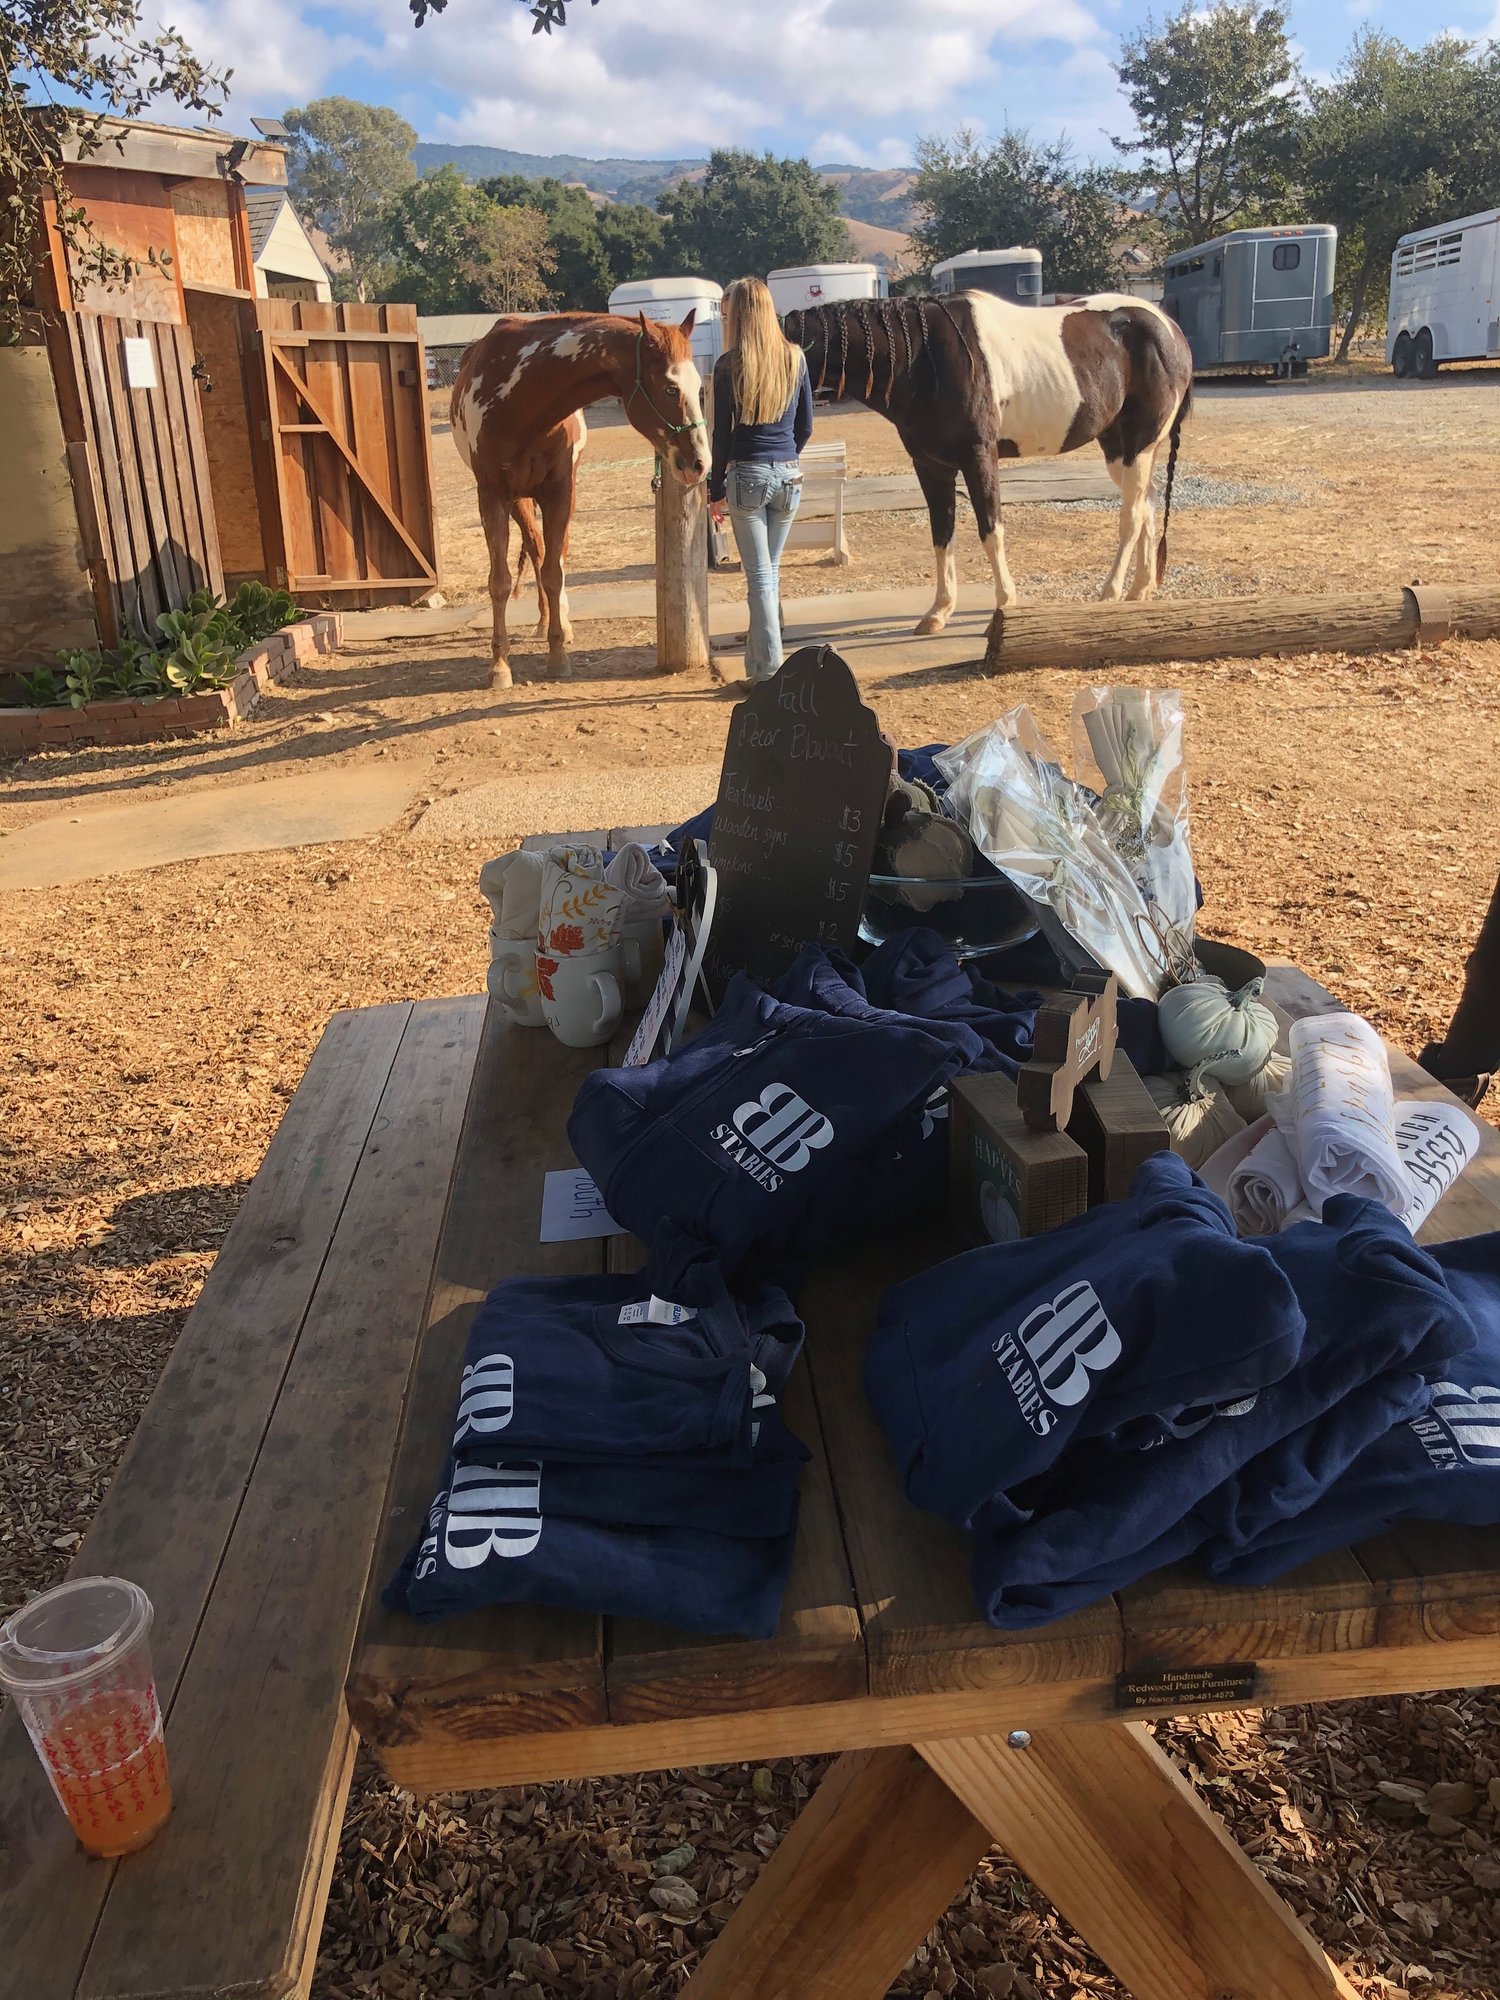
[931,247,1043,305]
[1387,210,1500,378]
[1162,225,1337,374]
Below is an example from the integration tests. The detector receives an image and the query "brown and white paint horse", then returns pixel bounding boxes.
[786,294,1193,634]
[453,311,709,687]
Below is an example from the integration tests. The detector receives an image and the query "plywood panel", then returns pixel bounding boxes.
[169,180,240,292]
[184,289,270,580]
[62,166,182,325]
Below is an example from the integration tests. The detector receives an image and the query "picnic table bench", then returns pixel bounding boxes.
[2,819,1497,2000]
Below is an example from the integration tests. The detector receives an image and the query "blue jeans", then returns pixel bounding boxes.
[726,461,802,680]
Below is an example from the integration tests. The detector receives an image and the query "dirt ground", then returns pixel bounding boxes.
[4,363,1500,1999]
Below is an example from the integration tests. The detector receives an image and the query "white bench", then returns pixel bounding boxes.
[784,440,851,565]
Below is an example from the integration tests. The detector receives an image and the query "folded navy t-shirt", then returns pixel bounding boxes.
[386,1457,797,1638]
[866,1154,1308,1530]
[569,965,980,1273]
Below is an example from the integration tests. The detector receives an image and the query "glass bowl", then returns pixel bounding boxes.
[859,871,1039,960]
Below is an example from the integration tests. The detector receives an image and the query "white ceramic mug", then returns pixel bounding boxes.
[539,948,623,1048]
[619,913,666,1009]
[487,932,546,1028]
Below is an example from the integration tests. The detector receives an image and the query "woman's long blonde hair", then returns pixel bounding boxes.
[722,276,802,426]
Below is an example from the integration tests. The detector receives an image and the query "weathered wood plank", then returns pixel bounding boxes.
[79,999,483,2000]
[372,1634,1500,1792]
[678,1747,990,1999]
[348,1005,611,1752]
[1119,1553,1383,1669]
[0,1003,411,2000]
[919,1725,1359,2000]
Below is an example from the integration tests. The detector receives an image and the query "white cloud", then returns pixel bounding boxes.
[169,0,365,113]
[342,0,1111,157]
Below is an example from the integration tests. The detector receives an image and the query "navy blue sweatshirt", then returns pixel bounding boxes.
[709,351,814,502]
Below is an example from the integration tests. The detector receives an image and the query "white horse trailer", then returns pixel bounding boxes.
[931,247,1043,304]
[608,276,723,378]
[766,263,885,316]
[1388,210,1500,378]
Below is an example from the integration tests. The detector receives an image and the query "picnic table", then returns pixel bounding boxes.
[3,820,1498,2000]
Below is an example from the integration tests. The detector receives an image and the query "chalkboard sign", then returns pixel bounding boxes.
[705,644,891,996]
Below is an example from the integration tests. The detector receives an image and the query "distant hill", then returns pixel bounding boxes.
[411,143,919,232]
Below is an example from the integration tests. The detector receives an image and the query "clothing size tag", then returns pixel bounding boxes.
[618,1298,698,1326]
[1114,1661,1260,1712]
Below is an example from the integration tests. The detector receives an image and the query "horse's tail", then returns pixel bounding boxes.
[1156,382,1192,587]
[508,497,544,598]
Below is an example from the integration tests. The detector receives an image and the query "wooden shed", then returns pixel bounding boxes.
[2,116,441,676]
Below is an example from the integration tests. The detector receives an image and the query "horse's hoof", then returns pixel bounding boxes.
[548,653,572,681]
[915,612,949,637]
[491,661,513,691]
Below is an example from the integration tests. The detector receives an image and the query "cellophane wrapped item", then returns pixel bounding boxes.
[936,708,1173,999]
[1071,686,1198,958]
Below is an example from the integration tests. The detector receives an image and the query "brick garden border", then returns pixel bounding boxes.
[0,613,343,757]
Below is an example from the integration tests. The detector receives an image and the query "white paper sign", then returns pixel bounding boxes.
[624,924,687,1067]
[122,336,158,391]
[539,1167,627,1242]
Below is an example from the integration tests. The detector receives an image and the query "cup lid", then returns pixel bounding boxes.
[0,1575,153,1692]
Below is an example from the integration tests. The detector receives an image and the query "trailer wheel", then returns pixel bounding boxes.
[1413,329,1437,379]
[1392,332,1413,379]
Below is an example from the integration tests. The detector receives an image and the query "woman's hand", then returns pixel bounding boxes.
[708,499,727,525]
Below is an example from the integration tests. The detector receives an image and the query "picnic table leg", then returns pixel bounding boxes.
[918,1722,1359,2000]
[677,1745,990,1999]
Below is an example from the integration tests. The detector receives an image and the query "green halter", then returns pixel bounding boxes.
[625,330,708,441]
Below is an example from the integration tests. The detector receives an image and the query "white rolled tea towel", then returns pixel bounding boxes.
[1271,1012,1411,1218]
[1395,1099,1482,1234]
[604,841,672,919]
[479,850,546,940]
[1227,1125,1307,1237]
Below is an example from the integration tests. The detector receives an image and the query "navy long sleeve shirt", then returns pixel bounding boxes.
[709,352,814,503]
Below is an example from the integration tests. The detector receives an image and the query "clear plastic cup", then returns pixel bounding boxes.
[0,1575,172,1857]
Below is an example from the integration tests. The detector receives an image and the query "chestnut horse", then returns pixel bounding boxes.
[453,311,709,688]
[785,294,1193,633]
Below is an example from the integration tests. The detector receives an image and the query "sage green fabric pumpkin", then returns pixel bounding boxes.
[1144,1066,1247,1169]
[1158,974,1279,1086]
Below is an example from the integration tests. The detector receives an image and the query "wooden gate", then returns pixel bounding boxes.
[61,313,224,645]
[251,300,441,604]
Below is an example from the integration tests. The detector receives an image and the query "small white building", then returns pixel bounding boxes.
[608,277,723,378]
[244,188,332,303]
[766,263,884,316]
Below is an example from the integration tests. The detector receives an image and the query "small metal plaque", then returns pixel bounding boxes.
[1115,1661,1260,1712]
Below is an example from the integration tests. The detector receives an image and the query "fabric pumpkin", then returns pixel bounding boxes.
[1226,1048,1292,1123]
[1145,1066,1247,1169]
[1158,974,1279,1085]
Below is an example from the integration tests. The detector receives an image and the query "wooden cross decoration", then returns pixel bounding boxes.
[1017,972,1120,1133]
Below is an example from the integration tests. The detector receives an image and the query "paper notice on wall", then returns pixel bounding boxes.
[122,337,158,391]
[539,1167,627,1242]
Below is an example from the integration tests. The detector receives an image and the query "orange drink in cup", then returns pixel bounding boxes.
[0,1575,172,1858]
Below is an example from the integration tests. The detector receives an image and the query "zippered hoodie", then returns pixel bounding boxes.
[568,963,983,1274]
[865,1152,1308,1530]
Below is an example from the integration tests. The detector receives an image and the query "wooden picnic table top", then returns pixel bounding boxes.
[346,830,1500,1798]
[3,813,1497,2000]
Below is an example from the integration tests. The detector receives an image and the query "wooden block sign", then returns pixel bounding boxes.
[1017,973,1120,1133]
[951,1072,1089,1242]
[704,644,891,996]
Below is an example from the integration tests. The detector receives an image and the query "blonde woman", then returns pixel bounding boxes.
[708,276,814,681]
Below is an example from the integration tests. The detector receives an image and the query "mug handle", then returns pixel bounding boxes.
[591,970,622,1037]
[499,953,534,1003]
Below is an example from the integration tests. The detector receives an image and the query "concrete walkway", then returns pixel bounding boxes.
[345,580,1000,645]
[0,764,426,892]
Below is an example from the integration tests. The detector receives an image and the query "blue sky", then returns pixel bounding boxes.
[171,0,1500,167]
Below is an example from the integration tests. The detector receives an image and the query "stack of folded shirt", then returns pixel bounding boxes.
[384,1229,809,1639]
[864,1151,1486,1627]
[567,947,985,1277]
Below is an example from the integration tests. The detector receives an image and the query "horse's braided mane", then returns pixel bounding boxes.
[932,296,977,381]
[876,298,900,408]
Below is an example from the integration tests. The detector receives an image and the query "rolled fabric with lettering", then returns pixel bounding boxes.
[1227,1125,1306,1237]
[605,841,672,920]
[1395,1099,1482,1234]
[1271,1013,1411,1218]
[479,849,545,940]
[1197,1113,1273,1206]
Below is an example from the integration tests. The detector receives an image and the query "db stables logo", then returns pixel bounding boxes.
[711,1082,834,1191]
[991,1279,1123,1436]
[1413,1380,1500,1468]
[414,1462,545,1577]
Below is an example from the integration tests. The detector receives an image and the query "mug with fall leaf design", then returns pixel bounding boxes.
[537,846,626,959]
